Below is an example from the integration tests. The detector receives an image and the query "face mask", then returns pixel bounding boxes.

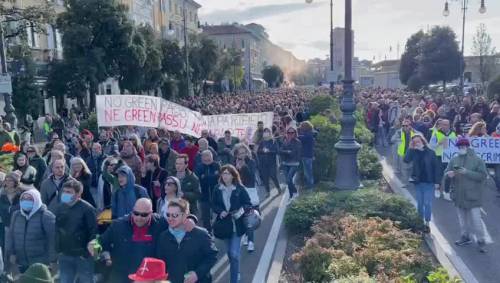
[168,227,186,242]
[263,132,271,139]
[459,148,468,155]
[20,200,34,212]
[415,144,424,151]
[61,193,74,204]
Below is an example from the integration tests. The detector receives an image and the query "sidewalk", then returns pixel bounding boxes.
[378,147,500,283]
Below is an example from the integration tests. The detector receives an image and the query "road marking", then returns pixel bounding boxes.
[252,192,289,283]
[380,157,479,283]
[211,189,281,280]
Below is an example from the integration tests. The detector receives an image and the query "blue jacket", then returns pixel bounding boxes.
[299,131,315,159]
[195,162,220,202]
[257,139,279,166]
[100,214,167,283]
[111,166,149,219]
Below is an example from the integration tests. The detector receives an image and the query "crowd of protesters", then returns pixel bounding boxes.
[362,88,496,253]
[0,88,317,283]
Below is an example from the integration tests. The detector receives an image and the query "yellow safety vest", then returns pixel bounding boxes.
[433,130,457,157]
[398,130,415,157]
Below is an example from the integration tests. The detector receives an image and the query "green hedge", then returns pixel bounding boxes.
[310,115,340,182]
[284,186,425,235]
[358,145,383,180]
[79,112,98,137]
[309,94,336,116]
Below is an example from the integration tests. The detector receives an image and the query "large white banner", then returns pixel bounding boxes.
[443,137,500,164]
[203,112,274,141]
[96,95,273,139]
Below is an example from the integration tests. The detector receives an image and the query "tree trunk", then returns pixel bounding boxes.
[442,80,446,92]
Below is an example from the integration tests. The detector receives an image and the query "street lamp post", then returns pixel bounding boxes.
[0,20,16,128]
[305,0,334,96]
[333,0,360,190]
[182,0,191,97]
[443,0,487,93]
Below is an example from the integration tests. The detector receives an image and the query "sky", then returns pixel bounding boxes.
[196,0,500,62]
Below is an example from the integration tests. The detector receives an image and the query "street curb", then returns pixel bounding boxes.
[252,192,289,283]
[379,156,479,283]
[210,189,283,279]
[266,223,288,283]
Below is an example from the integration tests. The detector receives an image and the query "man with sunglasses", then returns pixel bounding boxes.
[90,198,197,283]
[156,199,217,283]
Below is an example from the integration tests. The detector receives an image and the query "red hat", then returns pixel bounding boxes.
[128,258,168,282]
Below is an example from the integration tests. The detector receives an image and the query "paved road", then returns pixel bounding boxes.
[378,145,500,283]
[208,177,285,283]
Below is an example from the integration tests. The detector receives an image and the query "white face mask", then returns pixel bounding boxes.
[415,144,424,151]
[459,148,467,155]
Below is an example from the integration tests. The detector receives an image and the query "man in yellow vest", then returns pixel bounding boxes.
[429,119,456,200]
[392,118,417,186]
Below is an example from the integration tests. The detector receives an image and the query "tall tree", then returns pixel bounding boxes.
[472,23,497,88]
[10,44,43,120]
[55,0,134,109]
[214,47,244,91]
[399,30,426,91]
[262,65,284,88]
[159,40,183,99]
[189,37,218,96]
[418,26,462,90]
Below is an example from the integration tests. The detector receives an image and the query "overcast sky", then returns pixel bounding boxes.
[197,0,500,62]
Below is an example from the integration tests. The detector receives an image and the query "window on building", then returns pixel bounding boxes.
[106,84,112,95]
[241,39,245,49]
[26,22,38,48]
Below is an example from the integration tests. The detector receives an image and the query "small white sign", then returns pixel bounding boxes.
[0,74,12,93]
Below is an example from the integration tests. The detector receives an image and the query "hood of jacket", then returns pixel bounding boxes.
[20,189,44,219]
[166,176,182,196]
[116,165,136,189]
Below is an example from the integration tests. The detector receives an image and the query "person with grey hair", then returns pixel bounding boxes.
[70,157,96,207]
[195,138,217,170]
[195,150,220,232]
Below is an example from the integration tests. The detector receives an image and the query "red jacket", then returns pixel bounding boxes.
[180,145,199,171]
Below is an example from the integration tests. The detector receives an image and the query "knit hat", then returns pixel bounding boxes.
[455,136,470,147]
[18,263,54,283]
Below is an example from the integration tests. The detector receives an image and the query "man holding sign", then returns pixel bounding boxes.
[444,137,489,253]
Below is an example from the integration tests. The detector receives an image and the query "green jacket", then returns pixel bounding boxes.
[444,148,488,209]
[180,170,201,215]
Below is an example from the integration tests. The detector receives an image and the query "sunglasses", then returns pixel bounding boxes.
[166,212,183,219]
[132,211,151,217]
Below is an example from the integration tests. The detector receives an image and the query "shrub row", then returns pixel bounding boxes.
[284,186,425,236]
[292,214,433,282]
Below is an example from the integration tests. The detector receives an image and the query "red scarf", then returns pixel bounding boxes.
[131,218,153,242]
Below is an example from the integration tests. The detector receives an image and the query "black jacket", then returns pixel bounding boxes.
[156,227,218,283]
[211,184,251,238]
[29,155,47,188]
[99,214,168,283]
[75,173,96,208]
[195,162,220,202]
[141,167,168,211]
[404,148,440,184]
[236,157,256,188]
[0,193,20,227]
[55,199,97,257]
[279,138,302,165]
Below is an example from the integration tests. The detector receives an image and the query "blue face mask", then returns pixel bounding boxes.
[61,193,74,204]
[20,200,34,211]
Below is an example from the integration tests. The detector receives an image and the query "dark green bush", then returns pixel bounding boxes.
[309,94,335,116]
[310,115,340,182]
[285,186,425,235]
[358,145,383,180]
[284,192,336,235]
[487,74,500,101]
